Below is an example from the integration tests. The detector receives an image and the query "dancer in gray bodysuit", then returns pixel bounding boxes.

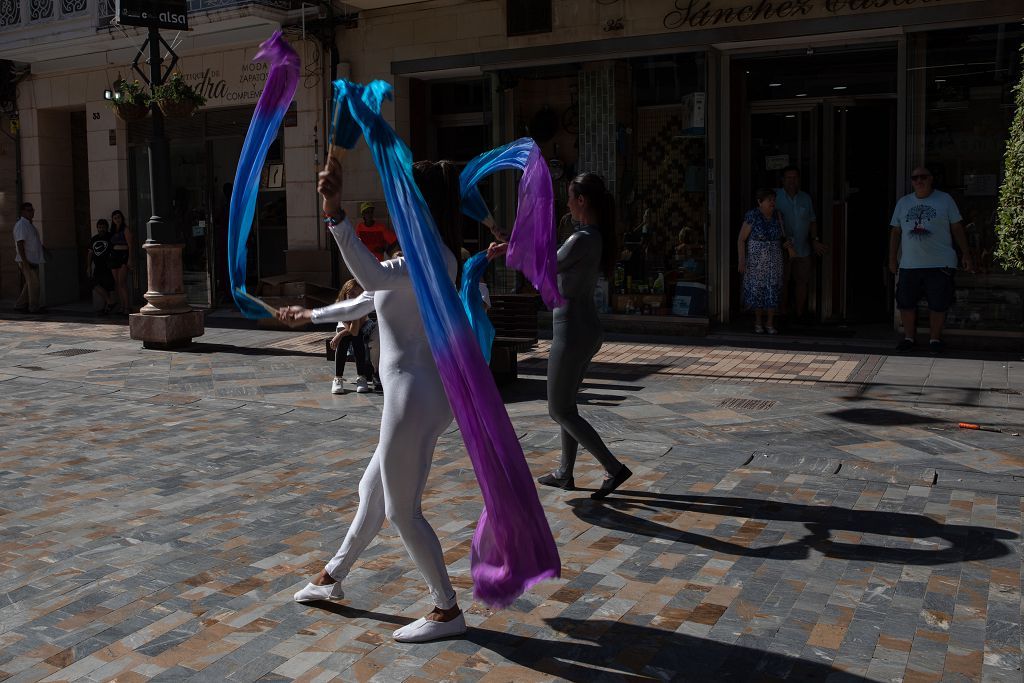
[492,173,632,499]
[281,159,467,644]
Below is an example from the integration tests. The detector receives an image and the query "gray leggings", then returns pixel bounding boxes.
[548,318,623,479]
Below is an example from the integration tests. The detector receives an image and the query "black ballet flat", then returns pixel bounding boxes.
[591,465,632,500]
[537,472,575,490]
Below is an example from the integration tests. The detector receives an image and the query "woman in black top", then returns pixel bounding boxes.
[493,173,631,498]
[109,209,134,314]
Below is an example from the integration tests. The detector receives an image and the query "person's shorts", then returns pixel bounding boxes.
[92,268,115,292]
[785,255,813,285]
[896,267,954,312]
[109,249,129,269]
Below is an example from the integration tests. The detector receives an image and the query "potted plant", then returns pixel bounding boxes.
[150,73,206,118]
[108,79,150,122]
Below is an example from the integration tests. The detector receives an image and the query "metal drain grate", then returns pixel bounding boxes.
[45,348,100,357]
[719,397,777,411]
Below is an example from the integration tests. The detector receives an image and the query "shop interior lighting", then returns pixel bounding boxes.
[796,93,808,97]
[833,85,847,90]
[769,82,782,87]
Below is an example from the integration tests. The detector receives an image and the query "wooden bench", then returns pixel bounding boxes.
[488,293,539,384]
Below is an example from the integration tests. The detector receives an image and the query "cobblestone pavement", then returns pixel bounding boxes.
[0,317,1022,682]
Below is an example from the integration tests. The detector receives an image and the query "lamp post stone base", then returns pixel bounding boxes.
[129,240,204,349]
[129,310,204,349]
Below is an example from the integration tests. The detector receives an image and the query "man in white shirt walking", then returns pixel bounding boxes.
[13,202,45,313]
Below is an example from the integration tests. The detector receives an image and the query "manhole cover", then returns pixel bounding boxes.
[987,387,1022,395]
[719,397,777,411]
[45,349,99,357]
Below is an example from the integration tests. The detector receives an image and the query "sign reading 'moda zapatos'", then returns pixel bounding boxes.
[116,0,188,31]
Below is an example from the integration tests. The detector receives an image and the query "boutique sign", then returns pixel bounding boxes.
[177,52,271,108]
[663,0,957,29]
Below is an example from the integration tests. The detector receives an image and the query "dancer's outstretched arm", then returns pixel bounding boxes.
[310,290,375,324]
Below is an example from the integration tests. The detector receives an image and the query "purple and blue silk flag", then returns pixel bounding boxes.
[459,139,565,312]
[331,79,560,607]
[228,32,300,319]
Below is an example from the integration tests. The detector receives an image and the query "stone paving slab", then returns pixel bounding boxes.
[0,318,1022,681]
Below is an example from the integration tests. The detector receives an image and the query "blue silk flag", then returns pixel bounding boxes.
[459,250,495,364]
[228,32,300,318]
[331,79,560,607]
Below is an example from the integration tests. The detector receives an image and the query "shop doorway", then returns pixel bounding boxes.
[730,46,898,327]
[128,107,280,309]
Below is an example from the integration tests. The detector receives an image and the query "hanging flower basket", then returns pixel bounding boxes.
[114,102,150,122]
[107,79,150,121]
[150,73,206,119]
[157,99,197,118]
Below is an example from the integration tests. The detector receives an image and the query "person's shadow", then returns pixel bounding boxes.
[465,617,872,681]
[567,492,1016,565]
[303,604,868,680]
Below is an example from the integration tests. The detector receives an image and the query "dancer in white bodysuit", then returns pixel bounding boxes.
[281,158,466,643]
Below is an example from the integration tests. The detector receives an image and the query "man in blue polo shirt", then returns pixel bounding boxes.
[775,166,825,322]
[888,166,973,353]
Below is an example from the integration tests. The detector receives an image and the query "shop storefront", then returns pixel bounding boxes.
[344,0,1022,339]
[126,44,320,308]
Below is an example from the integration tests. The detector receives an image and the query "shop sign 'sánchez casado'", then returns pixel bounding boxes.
[664,0,957,30]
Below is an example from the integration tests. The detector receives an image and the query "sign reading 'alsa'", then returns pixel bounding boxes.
[116,0,188,31]
[664,0,946,29]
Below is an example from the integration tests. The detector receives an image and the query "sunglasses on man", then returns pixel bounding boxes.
[911,174,931,181]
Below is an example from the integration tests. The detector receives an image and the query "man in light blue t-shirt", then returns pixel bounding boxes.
[775,166,826,322]
[888,166,973,353]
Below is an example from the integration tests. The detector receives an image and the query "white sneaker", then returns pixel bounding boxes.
[392,612,467,643]
[331,378,345,395]
[293,581,344,602]
[355,376,370,393]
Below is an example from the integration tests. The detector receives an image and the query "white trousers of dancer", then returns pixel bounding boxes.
[313,220,457,610]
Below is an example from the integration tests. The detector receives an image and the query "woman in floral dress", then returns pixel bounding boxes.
[738,189,791,334]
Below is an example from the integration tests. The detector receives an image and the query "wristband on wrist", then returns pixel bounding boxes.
[323,210,346,226]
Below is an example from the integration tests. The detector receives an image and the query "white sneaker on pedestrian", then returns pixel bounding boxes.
[331,377,345,395]
[355,376,370,393]
[392,613,467,643]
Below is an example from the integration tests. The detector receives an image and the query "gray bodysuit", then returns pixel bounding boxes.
[549,224,624,479]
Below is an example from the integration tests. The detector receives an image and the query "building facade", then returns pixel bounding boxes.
[0,0,1021,342]
[0,0,331,308]
[340,0,1023,339]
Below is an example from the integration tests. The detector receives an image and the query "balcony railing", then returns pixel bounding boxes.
[1,0,89,29]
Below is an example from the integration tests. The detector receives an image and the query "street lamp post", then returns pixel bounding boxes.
[122,2,204,348]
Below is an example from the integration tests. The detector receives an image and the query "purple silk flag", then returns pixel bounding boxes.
[459,139,565,311]
[331,80,560,607]
[228,32,300,318]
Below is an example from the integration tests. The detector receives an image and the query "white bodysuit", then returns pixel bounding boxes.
[312,219,458,610]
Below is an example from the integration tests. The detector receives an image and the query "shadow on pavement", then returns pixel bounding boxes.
[468,617,872,682]
[173,342,320,358]
[568,492,1016,566]
[827,407,945,425]
[500,376,641,405]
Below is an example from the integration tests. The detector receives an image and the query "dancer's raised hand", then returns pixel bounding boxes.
[318,157,344,218]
